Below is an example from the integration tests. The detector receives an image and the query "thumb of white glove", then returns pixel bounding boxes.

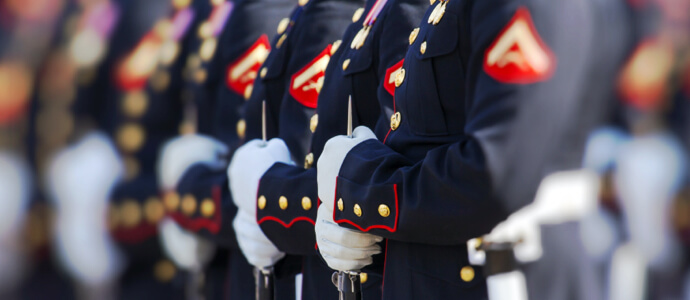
[159,218,216,271]
[317,126,376,212]
[315,205,382,271]
[158,134,228,191]
[228,138,292,215]
[232,210,285,268]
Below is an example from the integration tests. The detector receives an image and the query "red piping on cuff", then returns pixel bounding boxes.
[333,177,399,233]
[111,223,158,244]
[257,215,316,227]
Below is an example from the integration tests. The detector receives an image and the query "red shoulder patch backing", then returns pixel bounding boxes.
[289,45,332,108]
[384,59,404,96]
[226,34,271,96]
[483,7,555,84]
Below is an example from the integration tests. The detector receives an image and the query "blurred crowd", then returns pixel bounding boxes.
[0,0,689,299]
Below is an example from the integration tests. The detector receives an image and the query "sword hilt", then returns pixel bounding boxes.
[254,267,274,300]
[332,271,362,300]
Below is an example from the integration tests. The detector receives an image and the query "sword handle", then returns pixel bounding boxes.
[254,267,274,300]
[333,271,362,300]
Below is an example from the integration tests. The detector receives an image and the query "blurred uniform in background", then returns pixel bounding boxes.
[155,0,295,299]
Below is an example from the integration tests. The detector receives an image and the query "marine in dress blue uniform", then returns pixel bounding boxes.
[228,0,366,298]
[314,0,638,299]
[247,0,427,298]
[157,0,295,298]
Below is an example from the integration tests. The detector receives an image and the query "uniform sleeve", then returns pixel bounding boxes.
[332,0,602,245]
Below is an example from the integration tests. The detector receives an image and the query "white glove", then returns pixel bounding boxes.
[315,205,382,271]
[228,138,292,216]
[317,126,376,211]
[47,132,124,286]
[159,217,216,271]
[233,210,285,268]
[158,134,228,191]
[0,153,30,293]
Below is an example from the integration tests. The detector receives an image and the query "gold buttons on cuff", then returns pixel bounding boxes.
[258,195,267,210]
[277,18,290,34]
[301,197,312,211]
[460,266,475,282]
[310,114,319,133]
[260,67,267,78]
[394,68,405,87]
[144,197,165,224]
[304,152,314,169]
[236,119,246,139]
[390,112,401,131]
[420,41,427,54]
[331,40,341,55]
[409,28,419,45]
[337,198,344,211]
[378,204,390,217]
[279,196,288,210]
[353,204,362,217]
[201,198,215,217]
[181,194,197,216]
[360,273,368,284]
[164,192,180,211]
[352,8,364,23]
[120,199,142,228]
[342,59,351,71]
[154,260,177,283]
[244,84,253,100]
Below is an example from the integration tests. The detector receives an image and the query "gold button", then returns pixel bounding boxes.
[304,152,314,169]
[154,260,176,282]
[420,41,427,54]
[276,34,287,49]
[277,18,290,34]
[279,196,288,210]
[201,198,215,218]
[120,199,142,228]
[353,204,362,217]
[337,198,344,211]
[236,119,246,139]
[186,54,202,70]
[197,21,212,39]
[117,123,145,153]
[199,38,218,62]
[258,195,267,210]
[144,197,165,224]
[342,59,351,71]
[352,7,364,23]
[390,112,401,131]
[194,69,207,83]
[181,194,197,216]
[409,28,419,45]
[394,68,405,87]
[151,70,170,91]
[301,197,312,211]
[243,84,253,100]
[460,266,475,282]
[360,273,368,284]
[164,192,180,211]
[123,156,140,180]
[378,204,390,217]
[179,121,196,135]
[430,0,435,4]
[310,114,319,133]
[299,0,309,6]
[154,20,173,39]
[331,40,341,55]
[260,67,267,78]
[122,91,148,118]
[159,41,180,65]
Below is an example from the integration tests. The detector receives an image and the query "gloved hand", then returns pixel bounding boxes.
[0,152,30,293]
[315,204,382,271]
[317,126,376,211]
[233,210,285,268]
[158,134,228,191]
[159,217,216,271]
[47,133,124,286]
[228,138,292,216]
